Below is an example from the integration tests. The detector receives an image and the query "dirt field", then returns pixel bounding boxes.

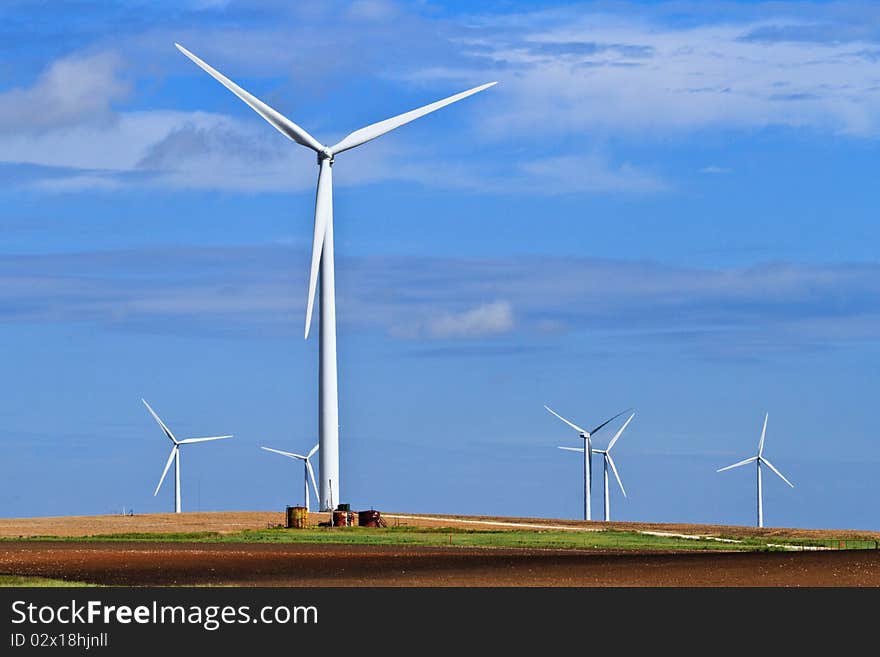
[2,511,878,541]
[386,512,880,541]
[1,541,879,586]
[1,512,878,586]
[0,512,283,538]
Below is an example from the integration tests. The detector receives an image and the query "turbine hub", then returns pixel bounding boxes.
[317,148,334,164]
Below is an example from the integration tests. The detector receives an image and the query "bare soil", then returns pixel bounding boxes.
[0,512,283,538]
[1,541,879,586]
[385,512,880,541]
[1,512,878,586]
[1,511,877,541]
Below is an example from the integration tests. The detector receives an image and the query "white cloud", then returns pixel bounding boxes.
[11,6,880,194]
[2,248,880,356]
[700,165,733,175]
[0,50,492,193]
[0,110,228,171]
[31,175,125,193]
[0,91,661,195]
[519,154,666,194]
[424,301,515,339]
[0,15,677,195]
[0,52,129,134]
[461,11,880,138]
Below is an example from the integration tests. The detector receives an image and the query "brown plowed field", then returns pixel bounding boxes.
[1,542,879,586]
[1,512,879,586]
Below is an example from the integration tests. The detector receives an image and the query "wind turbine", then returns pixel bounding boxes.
[143,399,233,514]
[559,412,636,522]
[717,413,794,528]
[175,43,496,511]
[546,405,630,521]
[261,443,320,512]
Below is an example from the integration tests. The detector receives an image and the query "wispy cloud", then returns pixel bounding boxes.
[517,155,666,194]
[0,53,662,195]
[1,246,879,358]
[461,8,880,139]
[0,51,129,134]
[6,3,880,195]
[398,300,515,339]
[700,165,732,174]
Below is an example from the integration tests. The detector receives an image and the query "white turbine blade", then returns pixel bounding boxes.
[591,448,605,454]
[606,454,627,497]
[716,456,758,472]
[261,446,306,461]
[758,412,769,457]
[307,443,319,459]
[558,446,584,453]
[544,405,587,434]
[178,435,233,444]
[607,412,635,452]
[154,446,177,496]
[329,81,497,155]
[304,158,332,339]
[306,460,319,500]
[761,458,795,488]
[142,399,177,444]
[175,44,324,152]
[589,409,631,437]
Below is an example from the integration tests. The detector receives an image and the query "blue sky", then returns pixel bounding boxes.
[2,0,879,530]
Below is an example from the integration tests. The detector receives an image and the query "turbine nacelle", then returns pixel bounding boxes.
[544,405,631,440]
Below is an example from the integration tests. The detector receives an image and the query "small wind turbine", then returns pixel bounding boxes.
[176,43,496,511]
[717,413,794,528]
[261,443,320,512]
[560,412,635,521]
[546,405,630,521]
[143,399,233,514]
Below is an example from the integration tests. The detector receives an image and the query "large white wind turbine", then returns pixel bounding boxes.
[546,405,630,521]
[560,412,635,522]
[143,399,233,514]
[261,443,319,512]
[176,43,496,511]
[717,413,794,528]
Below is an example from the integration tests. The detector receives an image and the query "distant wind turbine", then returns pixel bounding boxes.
[717,413,794,528]
[546,405,630,521]
[176,43,496,511]
[143,399,232,514]
[560,412,635,521]
[261,443,320,512]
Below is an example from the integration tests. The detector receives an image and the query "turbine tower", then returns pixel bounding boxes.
[546,405,629,521]
[261,443,320,512]
[176,43,496,511]
[560,412,635,521]
[717,413,794,528]
[143,399,232,513]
